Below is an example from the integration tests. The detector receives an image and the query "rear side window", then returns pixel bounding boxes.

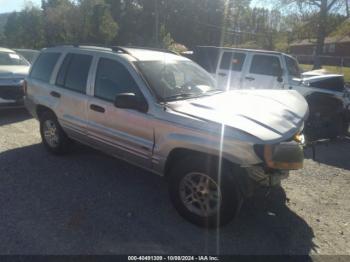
[250,55,281,76]
[285,55,301,78]
[56,53,92,93]
[192,47,219,74]
[220,52,246,71]
[30,52,60,82]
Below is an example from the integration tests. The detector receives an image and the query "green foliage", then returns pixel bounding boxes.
[79,0,118,45]
[330,19,350,37]
[160,24,174,49]
[4,7,45,48]
[0,0,346,53]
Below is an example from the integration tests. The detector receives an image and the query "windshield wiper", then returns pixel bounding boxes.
[204,89,224,95]
[163,93,201,102]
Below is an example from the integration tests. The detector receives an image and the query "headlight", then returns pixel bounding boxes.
[13,79,24,85]
[264,143,304,170]
[293,133,305,145]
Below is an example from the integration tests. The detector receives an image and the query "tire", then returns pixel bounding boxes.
[39,111,71,155]
[168,155,243,228]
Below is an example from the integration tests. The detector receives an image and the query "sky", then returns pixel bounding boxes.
[0,0,42,13]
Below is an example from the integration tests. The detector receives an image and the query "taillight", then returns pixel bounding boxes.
[22,80,28,95]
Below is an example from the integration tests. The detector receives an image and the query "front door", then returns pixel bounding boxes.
[242,54,284,90]
[216,51,246,90]
[87,56,154,168]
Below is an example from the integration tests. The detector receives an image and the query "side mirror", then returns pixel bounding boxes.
[114,93,148,112]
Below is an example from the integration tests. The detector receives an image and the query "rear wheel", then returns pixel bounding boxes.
[39,111,71,154]
[168,156,243,228]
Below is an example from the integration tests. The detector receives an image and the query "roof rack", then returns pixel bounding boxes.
[123,45,178,55]
[51,44,177,55]
[110,46,132,55]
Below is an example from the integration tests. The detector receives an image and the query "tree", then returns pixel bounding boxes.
[42,0,79,45]
[279,0,346,69]
[4,7,45,48]
[78,0,119,45]
[90,3,119,44]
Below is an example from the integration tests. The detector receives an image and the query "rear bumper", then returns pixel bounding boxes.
[24,97,38,119]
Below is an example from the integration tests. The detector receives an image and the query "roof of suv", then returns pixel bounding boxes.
[196,46,284,56]
[43,45,187,62]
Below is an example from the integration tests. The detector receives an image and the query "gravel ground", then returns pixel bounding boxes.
[0,108,349,255]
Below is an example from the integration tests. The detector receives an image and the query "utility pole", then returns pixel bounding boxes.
[155,0,159,47]
[346,0,349,18]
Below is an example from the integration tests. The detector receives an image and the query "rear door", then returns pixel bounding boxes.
[86,56,154,168]
[51,52,93,139]
[216,51,246,90]
[242,54,284,89]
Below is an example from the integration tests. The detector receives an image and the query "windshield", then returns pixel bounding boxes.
[0,52,30,66]
[135,60,218,102]
[14,50,39,64]
[285,55,301,78]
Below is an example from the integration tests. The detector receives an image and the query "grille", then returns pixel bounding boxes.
[0,85,24,100]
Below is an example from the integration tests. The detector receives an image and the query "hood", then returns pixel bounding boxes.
[0,66,30,79]
[168,90,309,143]
[302,74,343,82]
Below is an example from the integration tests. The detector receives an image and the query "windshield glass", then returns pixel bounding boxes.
[285,55,301,78]
[0,52,30,66]
[135,60,218,102]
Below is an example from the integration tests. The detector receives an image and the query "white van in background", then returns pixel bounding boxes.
[183,46,350,140]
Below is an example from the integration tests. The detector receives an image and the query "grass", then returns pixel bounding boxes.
[300,64,350,83]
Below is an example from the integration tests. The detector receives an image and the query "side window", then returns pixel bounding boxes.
[220,52,232,70]
[220,52,246,71]
[250,55,281,76]
[94,58,141,102]
[285,56,301,78]
[30,52,60,82]
[56,54,72,86]
[56,53,92,93]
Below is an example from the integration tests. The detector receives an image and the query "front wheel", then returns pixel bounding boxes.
[39,111,71,154]
[168,156,243,228]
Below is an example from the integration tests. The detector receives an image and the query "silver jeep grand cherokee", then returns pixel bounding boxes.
[25,45,308,227]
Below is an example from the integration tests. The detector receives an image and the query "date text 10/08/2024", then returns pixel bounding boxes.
[128,256,220,261]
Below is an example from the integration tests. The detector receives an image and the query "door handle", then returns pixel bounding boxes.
[245,76,255,81]
[90,104,105,113]
[50,91,61,98]
[218,73,227,77]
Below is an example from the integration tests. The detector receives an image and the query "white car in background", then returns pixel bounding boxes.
[184,46,350,140]
[0,47,30,108]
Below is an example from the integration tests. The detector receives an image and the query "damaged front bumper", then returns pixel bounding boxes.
[247,166,289,187]
[248,140,304,187]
